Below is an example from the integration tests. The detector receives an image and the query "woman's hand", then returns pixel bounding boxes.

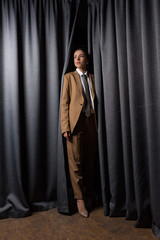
[63,131,71,140]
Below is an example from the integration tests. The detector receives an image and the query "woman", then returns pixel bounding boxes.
[61,48,98,218]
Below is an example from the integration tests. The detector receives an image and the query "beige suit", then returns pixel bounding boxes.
[61,71,96,134]
[61,70,98,200]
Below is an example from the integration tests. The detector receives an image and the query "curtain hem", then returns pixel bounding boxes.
[0,210,31,219]
[152,223,160,239]
[31,201,58,211]
[57,205,70,214]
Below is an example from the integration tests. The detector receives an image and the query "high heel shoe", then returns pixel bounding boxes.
[77,200,88,218]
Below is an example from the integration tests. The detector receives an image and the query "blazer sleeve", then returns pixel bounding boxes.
[60,74,71,134]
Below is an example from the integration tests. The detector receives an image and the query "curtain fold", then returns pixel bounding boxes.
[88,0,160,238]
[0,0,80,218]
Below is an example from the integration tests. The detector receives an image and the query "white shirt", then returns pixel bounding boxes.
[76,68,94,109]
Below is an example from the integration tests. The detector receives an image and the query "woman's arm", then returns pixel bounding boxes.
[60,74,71,135]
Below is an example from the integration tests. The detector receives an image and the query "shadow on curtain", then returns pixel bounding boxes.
[88,0,160,238]
[0,0,80,218]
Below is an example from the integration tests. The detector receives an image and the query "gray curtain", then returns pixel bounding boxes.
[88,0,160,238]
[0,0,80,218]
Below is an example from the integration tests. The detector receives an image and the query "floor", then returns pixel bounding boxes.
[0,206,158,240]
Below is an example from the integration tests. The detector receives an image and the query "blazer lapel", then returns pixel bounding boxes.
[73,70,83,94]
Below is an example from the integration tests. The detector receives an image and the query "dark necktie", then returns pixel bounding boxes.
[81,74,91,117]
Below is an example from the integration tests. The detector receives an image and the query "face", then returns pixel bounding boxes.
[73,50,88,71]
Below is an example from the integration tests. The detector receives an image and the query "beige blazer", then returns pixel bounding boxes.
[61,70,96,134]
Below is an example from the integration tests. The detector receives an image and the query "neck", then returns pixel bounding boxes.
[77,68,87,74]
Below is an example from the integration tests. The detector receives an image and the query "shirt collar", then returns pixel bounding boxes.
[76,68,88,77]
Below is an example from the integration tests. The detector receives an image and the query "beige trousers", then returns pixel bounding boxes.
[66,111,98,200]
